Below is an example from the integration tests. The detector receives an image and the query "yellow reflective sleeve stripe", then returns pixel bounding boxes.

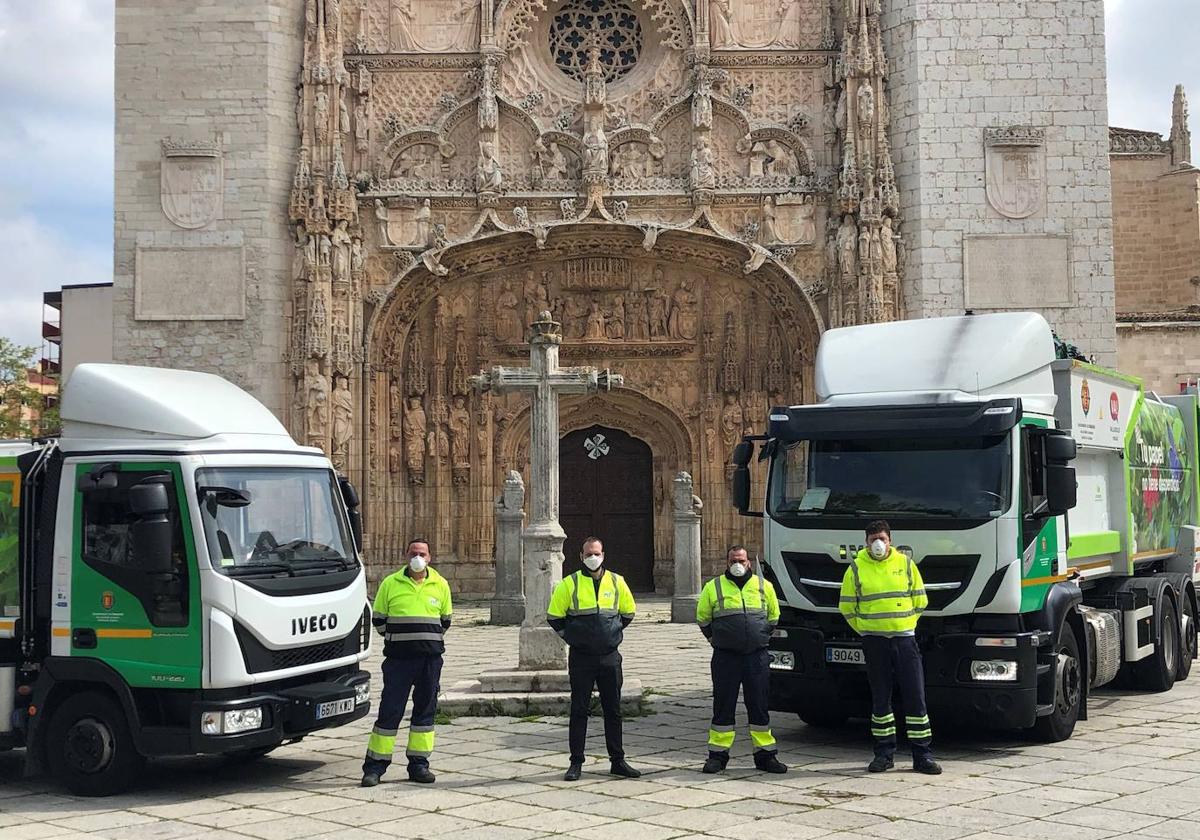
[766,582,780,624]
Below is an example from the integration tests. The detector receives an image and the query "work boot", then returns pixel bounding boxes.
[754,753,788,774]
[360,773,381,788]
[867,756,894,773]
[610,759,642,778]
[914,758,943,776]
[408,765,436,784]
[563,761,583,781]
[701,753,727,775]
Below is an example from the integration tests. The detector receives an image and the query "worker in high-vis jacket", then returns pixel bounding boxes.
[361,539,452,787]
[839,520,942,775]
[696,546,788,775]
[547,536,642,782]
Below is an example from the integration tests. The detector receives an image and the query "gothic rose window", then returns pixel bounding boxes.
[550,0,643,84]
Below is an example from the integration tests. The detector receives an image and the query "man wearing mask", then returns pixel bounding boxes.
[547,537,641,781]
[696,546,787,775]
[361,539,452,787]
[839,520,941,775]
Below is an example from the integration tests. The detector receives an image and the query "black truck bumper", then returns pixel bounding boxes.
[770,625,1040,730]
[185,668,372,754]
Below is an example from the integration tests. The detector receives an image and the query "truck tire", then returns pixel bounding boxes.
[1033,623,1081,743]
[1177,589,1196,682]
[797,705,848,728]
[1135,593,1179,693]
[45,691,145,797]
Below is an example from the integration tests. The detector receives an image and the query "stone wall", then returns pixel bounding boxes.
[882,0,1117,364]
[114,0,304,414]
[1117,322,1200,394]
[1112,158,1200,313]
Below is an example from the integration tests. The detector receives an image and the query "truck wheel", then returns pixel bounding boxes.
[45,691,145,797]
[1177,590,1196,682]
[1135,593,1179,693]
[797,705,848,728]
[1033,624,1081,743]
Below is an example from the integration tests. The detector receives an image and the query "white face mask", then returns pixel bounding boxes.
[869,539,888,560]
[729,562,748,577]
[408,555,428,573]
[582,553,604,572]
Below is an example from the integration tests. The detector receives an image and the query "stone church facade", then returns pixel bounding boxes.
[115,1,1117,594]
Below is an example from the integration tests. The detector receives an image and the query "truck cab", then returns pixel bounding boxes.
[1,364,372,795]
[734,314,1199,741]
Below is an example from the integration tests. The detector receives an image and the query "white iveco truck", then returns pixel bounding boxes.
[732,313,1199,741]
[1,364,371,794]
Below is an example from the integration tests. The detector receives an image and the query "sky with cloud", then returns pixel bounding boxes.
[0,0,1196,356]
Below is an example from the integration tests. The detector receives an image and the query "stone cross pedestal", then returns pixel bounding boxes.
[490,470,526,625]
[671,471,703,623]
[471,311,622,670]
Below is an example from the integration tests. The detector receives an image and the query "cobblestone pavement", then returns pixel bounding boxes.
[5,599,1200,840]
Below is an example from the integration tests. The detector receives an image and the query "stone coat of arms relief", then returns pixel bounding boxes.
[285,0,904,588]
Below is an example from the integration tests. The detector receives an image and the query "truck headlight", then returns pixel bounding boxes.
[970,660,1019,682]
[201,706,264,735]
[354,680,371,706]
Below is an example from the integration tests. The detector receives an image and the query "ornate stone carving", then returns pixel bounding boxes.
[402,395,427,482]
[387,0,480,53]
[710,0,818,51]
[1171,84,1193,167]
[984,126,1045,220]
[160,138,223,230]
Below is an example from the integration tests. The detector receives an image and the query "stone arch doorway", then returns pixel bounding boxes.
[559,425,656,590]
[364,224,822,593]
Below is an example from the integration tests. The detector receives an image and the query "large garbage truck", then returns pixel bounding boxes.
[731,313,1199,741]
[0,364,372,794]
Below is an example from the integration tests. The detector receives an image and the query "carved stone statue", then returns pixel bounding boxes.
[858,82,876,129]
[478,59,499,132]
[690,135,715,190]
[584,300,607,341]
[496,281,522,343]
[374,199,391,246]
[669,278,699,340]
[628,292,650,341]
[607,296,626,340]
[331,375,354,452]
[721,393,744,451]
[858,223,872,275]
[414,198,432,247]
[748,140,769,179]
[766,139,798,178]
[330,220,352,281]
[882,216,899,274]
[477,140,502,192]
[403,396,427,480]
[692,74,713,130]
[306,359,329,441]
[548,141,569,180]
[449,395,471,469]
[837,214,857,278]
[563,295,588,340]
[350,238,364,274]
[762,196,780,243]
[583,127,608,178]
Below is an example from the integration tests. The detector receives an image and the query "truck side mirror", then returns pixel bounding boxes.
[1043,465,1077,516]
[732,441,753,468]
[731,466,751,514]
[1044,433,1077,463]
[130,480,175,574]
[339,475,363,553]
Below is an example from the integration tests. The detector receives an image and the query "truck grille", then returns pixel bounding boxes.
[777,551,981,611]
[235,615,364,675]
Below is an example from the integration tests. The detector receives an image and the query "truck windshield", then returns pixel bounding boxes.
[768,434,1012,526]
[196,467,356,576]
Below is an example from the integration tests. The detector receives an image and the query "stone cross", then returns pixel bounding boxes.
[671,471,703,623]
[472,311,623,670]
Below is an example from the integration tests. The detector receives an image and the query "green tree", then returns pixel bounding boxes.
[0,337,41,439]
